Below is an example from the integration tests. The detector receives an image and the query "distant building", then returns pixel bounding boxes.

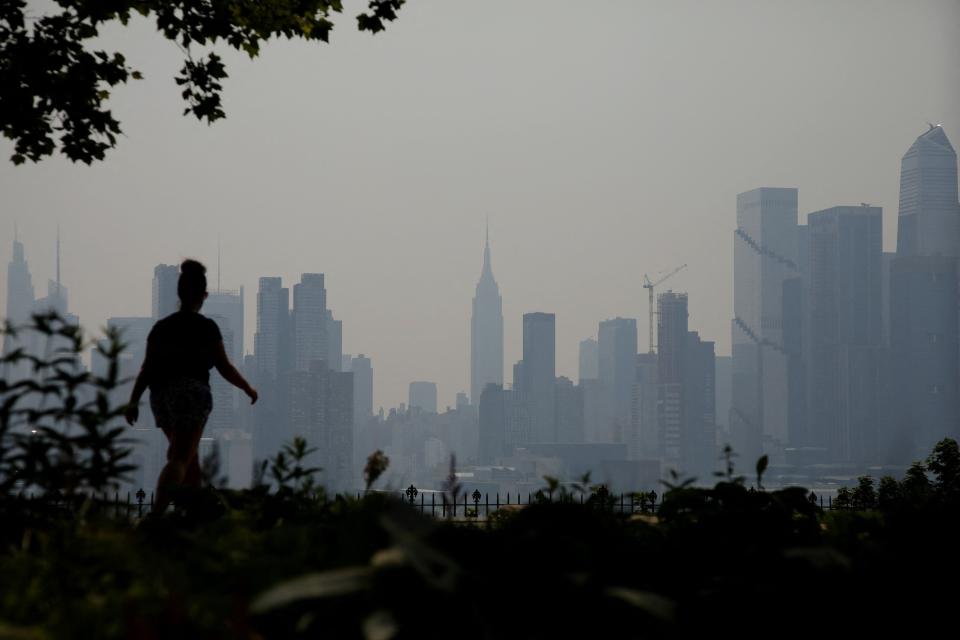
[518,312,556,442]
[409,381,438,414]
[731,187,799,462]
[806,205,883,463]
[350,354,373,424]
[292,274,327,372]
[2,234,35,380]
[598,318,638,443]
[658,292,716,476]
[326,310,343,372]
[630,352,658,459]
[152,264,179,319]
[889,125,960,461]
[254,277,291,380]
[554,376,584,443]
[470,226,504,404]
[578,338,599,382]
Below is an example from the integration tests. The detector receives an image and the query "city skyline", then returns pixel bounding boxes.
[1,1,958,410]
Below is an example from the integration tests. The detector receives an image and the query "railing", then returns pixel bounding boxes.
[10,486,846,520]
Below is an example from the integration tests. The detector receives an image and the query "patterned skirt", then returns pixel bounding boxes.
[149,377,213,431]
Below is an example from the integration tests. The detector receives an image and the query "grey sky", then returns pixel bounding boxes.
[2,0,959,410]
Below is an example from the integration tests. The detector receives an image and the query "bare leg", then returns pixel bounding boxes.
[153,423,204,515]
[184,454,203,489]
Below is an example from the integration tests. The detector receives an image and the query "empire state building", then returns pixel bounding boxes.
[471,226,503,404]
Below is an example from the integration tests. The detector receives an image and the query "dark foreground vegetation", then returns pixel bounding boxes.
[2,316,959,638]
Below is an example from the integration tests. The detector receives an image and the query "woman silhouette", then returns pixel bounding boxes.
[125,259,257,513]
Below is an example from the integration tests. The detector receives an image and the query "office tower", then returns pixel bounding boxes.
[287,361,354,491]
[254,277,291,379]
[807,206,883,462]
[658,292,688,465]
[684,331,716,476]
[326,310,343,372]
[350,354,373,424]
[253,277,291,459]
[4,233,34,329]
[3,233,36,379]
[518,312,556,442]
[470,226,504,404]
[714,355,732,440]
[598,318,638,443]
[889,126,960,460]
[206,318,237,432]
[731,187,799,462]
[479,384,507,462]
[292,273,327,372]
[455,392,469,411]
[578,338,599,382]
[896,125,960,258]
[630,352,659,459]
[152,264,179,319]
[206,287,244,364]
[890,257,959,456]
[409,381,438,413]
[554,376,584,443]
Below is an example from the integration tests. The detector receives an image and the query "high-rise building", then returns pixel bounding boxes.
[470,226,503,404]
[518,312,556,442]
[629,352,659,459]
[896,125,960,259]
[206,288,244,363]
[658,292,716,475]
[152,264,179,319]
[578,338,599,383]
[350,354,373,424]
[889,126,960,461]
[658,292,688,465]
[554,376,584,443]
[3,233,36,379]
[598,318,638,443]
[253,277,291,459]
[731,187,799,462]
[325,310,343,372]
[292,274,327,372]
[409,381,438,414]
[807,205,883,462]
[254,277,291,379]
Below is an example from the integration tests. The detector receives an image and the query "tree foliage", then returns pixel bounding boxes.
[0,0,406,164]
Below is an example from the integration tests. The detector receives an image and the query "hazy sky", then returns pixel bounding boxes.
[2,0,959,410]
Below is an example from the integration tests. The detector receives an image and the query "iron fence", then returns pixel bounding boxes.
[9,485,845,521]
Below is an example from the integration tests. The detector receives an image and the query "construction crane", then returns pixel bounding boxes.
[642,263,687,353]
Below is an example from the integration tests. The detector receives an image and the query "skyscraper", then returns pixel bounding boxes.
[731,187,799,462]
[152,264,179,319]
[578,338,599,383]
[206,288,245,364]
[896,125,960,259]
[807,205,883,462]
[470,226,503,404]
[658,292,688,465]
[519,312,556,442]
[3,232,35,379]
[254,277,291,379]
[598,318,638,443]
[409,381,438,413]
[889,126,960,460]
[350,354,373,424]
[292,273,327,372]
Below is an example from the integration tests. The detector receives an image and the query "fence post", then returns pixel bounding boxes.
[431,492,436,518]
[485,493,489,520]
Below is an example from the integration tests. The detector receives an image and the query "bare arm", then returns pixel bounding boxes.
[214,341,258,403]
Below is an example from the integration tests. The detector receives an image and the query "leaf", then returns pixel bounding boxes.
[250,567,373,614]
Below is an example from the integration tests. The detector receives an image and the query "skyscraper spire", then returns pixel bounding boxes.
[481,219,493,280]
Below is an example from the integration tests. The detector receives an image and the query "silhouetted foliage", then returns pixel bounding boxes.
[3,321,960,636]
[0,0,406,164]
